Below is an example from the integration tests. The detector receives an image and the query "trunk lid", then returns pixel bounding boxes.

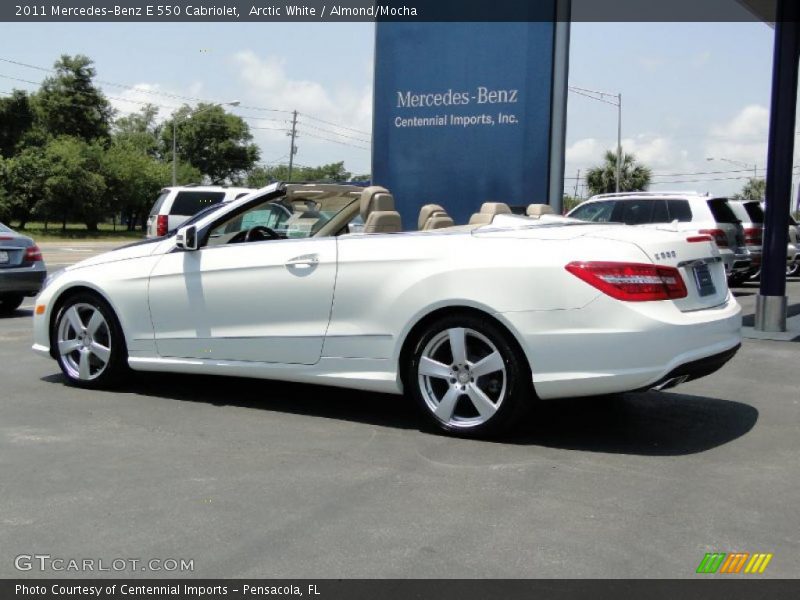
[580,226,729,312]
[0,236,29,268]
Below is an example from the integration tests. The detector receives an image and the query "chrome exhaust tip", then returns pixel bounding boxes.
[651,374,690,392]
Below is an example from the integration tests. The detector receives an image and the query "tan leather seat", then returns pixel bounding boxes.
[418,203,454,230]
[360,186,402,233]
[526,204,555,218]
[468,202,511,225]
[418,204,445,230]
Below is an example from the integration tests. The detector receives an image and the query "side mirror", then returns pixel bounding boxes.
[176,225,199,251]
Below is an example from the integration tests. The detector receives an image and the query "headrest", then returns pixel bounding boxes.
[360,186,391,219]
[526,204,555,217]
[479,202,511,216]
[418,204,446,229]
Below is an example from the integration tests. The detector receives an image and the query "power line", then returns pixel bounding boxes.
[298,112,370,136]
[0,56,371,137]
[296,120,371,144]
[296,129,370,150]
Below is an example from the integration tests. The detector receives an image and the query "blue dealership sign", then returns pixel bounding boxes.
[372,18,568,226]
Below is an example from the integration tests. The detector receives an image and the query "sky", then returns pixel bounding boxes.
[0,20,792,197]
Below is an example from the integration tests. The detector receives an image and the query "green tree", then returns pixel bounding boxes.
[0,90,35,157]
[162,104,259,184]
[102,140,187,231]
[0,156,9,221]
[586,150,652,196]
[39,137,107,231]
[246,161,353,187]
[734,177,766,200]
[36,54,114,142]
[562,195,582,214]
[112,104,161,156]
[3,146,51,228]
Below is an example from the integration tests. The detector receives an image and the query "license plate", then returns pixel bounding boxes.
[693,263,716,297]
[0,250,8,264]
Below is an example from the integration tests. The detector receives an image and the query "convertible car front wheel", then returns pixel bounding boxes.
[52,293,129,389]
[407,313,534,437]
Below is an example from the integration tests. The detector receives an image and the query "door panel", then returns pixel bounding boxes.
[148,238,337,364]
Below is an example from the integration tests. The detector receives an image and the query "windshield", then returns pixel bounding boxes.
[0,222,12,233]
[207,191,360,245]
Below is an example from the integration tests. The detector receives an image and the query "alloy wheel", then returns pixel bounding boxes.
[417,327,507,429]
[57,303,112,381]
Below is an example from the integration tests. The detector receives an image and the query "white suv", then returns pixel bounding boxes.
[567,192,751,283]
[146,185,254,238]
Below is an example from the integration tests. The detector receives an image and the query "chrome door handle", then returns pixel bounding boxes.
[285,254,319,268]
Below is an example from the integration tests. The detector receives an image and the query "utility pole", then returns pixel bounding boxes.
[573,169,581,199]
[616,93,622,193]
[567,86,623,193]
[287,110,299,182]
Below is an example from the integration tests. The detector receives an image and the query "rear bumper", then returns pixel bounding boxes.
[502,293,742,400]
[635,343,740,392]
[0,264,46,295]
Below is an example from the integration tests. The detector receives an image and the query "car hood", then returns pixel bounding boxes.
[65,237,168,271]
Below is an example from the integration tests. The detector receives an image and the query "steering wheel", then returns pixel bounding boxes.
[244,225,280,242]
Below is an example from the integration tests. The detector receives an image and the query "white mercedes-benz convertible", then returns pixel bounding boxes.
[32,183,742,437]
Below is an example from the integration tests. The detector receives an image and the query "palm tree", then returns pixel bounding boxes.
[586,150,652,196]
[735,177,766,200]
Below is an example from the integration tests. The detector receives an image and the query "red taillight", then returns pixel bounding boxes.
[743,227,762,245]
[156,215,168,237]
[24,244,42,263]
[565,261,688,302]
[698,229,728,248]
[686,235,713,243]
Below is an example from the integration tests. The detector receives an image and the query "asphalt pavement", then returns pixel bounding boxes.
[0,242,797,578]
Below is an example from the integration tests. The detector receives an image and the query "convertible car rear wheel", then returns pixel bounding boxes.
[407,314,533,437]
[53,293,129,388]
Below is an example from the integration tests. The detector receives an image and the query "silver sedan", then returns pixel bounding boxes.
[0,222,46,314]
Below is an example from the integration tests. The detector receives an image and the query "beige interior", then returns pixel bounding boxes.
[526,204,555,218]
[418,204,455,230]
[360,186,402,233]
[468,202,512,225]
[417,204,446,230]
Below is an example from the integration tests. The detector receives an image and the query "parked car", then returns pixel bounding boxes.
[752,202,799,278]
[0,222,46,314]
[727,200,763,281]
[145,185,254,238]
[789,215,800,276]
[32,183,741,438]
[567,192,752,284]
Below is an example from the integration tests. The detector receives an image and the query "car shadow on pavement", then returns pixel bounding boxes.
[42,371,759,455]
[50,371,424,431]
[506,391,759,455]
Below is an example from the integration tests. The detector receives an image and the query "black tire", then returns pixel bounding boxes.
[728,273,747,287]
[51,292,130,389]
[0,294,24,315]
[405,313,534,438]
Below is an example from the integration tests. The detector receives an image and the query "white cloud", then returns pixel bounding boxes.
[691,50,712,68]
[704,104,768,170]
[637,56,666,72]
[230,50,373,173]
[105,82,207,122]
[564,104,775,198]
[566,134,690,172]
[232,50,372,137]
